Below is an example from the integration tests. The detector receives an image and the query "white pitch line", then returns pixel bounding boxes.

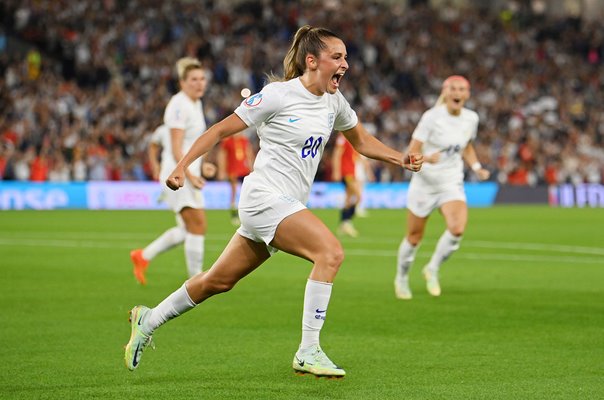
[0,238,226,252]
[467,241,604,256]
[2,232,603,256]
[0,232,236,241]
[342,249,602,265]
[0,238,601,265]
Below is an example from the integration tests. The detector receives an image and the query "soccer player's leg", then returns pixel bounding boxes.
[271,209,346,378]
[395,210,427,299]
[124,233,271,371]
[337,176,359,238]
[423,200,466,296]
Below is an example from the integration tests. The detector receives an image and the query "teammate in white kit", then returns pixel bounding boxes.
[124,25,423,377]
[129,58,214,284]
[394,76,490,300]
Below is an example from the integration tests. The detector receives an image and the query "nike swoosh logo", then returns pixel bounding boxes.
[295,356,304,367]
[315,309,326,313]
[132,343,141,367]
[289,117,301,123]
[137,315,144,326]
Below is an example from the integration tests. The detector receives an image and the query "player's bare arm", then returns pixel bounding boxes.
[342,123,423,172]
[168,128,203,188]
[167,114,248,190]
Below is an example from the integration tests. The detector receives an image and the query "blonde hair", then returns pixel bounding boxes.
[435,75,470,106]
[176,57,202,81]
[269,25,340,82]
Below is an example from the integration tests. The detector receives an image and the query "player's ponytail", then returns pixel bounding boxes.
[282,25,312,80]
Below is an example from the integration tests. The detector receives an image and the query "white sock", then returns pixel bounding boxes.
[144,283,197,334]
[426,230,462,273]
[300,279,333,349]
[396,238,419,278]
[184,233,204,277]
[142,226,186,260]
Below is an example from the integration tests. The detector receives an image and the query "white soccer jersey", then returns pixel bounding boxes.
[411,104,479,189]
[234,78,358,205]
[162,91,207,181]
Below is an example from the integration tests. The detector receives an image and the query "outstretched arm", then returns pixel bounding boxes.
[170,127,207,188]
[341,122,422,172]
[166,114,248,190]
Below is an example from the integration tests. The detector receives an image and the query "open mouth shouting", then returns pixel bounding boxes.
[331,72,345,89]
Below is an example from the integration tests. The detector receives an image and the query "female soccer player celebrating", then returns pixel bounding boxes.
[394,75,490,300]
[125,25,422,378]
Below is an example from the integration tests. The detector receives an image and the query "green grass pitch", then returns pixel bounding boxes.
[0,207,602,399]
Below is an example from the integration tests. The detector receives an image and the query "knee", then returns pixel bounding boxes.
[318,244,345,272]
[330,246,345,268]
[185,220,206,235]
[182,211,206,234]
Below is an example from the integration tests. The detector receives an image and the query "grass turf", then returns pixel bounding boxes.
[0,207,602,399]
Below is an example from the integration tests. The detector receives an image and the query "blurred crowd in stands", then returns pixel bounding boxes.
[0,0,602,185]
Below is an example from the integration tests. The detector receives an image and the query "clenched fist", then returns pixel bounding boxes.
[166,166,185,191]
[404,153,423,172]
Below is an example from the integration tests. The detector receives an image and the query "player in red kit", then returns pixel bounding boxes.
[218,132,254,225]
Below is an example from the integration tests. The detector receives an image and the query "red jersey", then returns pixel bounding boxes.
[221,136,251,178]
[336,134,357,178]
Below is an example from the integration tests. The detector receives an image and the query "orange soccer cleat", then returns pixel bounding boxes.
[130,249,149,285]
